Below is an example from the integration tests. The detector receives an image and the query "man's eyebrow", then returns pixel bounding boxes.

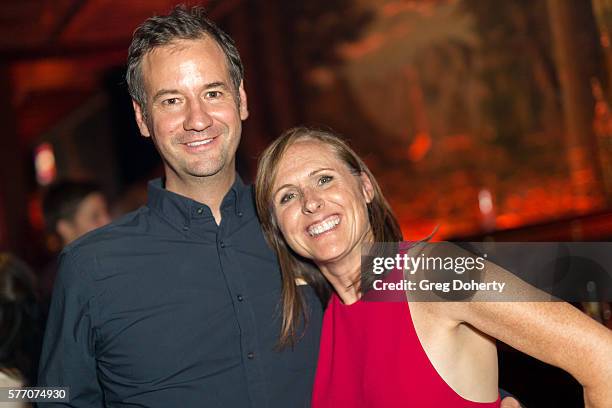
[204,81,229,90]
[273,168,335,196]
[152,89,179,102]
[151,82,230,102]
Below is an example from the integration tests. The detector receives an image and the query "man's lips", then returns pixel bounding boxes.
[184,138,214,147]
[180,135,219,149]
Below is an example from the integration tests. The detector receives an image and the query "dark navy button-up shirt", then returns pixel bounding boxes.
[38,177,323,407]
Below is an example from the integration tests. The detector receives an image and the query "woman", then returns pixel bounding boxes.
[255,127,612,407]
[0,253,44,408]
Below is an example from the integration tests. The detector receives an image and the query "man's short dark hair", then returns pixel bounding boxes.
[42,181,102,233]
[126,4,245,113]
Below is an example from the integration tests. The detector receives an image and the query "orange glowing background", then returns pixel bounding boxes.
[2,0,612,258]
[295,0,612,240]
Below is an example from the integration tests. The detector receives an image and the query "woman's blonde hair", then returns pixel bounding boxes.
[255,127,403,347]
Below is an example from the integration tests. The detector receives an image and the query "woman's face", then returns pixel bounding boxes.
[271,140,374,267]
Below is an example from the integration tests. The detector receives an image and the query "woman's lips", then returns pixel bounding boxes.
[307,214,341,237]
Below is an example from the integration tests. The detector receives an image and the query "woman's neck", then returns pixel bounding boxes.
[316,229,375,305]
[317,253,362,305]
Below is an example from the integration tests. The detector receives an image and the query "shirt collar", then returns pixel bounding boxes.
[146,175,251,225]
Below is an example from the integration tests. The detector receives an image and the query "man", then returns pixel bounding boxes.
[40,181,111,303]
[39,6,322,407]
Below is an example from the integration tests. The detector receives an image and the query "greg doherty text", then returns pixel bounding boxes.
[373,279,506,294]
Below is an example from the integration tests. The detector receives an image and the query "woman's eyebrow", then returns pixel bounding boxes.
[273,168,336,196]
[309,167,334,177]
[274,183,293,196]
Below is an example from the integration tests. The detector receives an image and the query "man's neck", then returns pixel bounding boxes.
[165,170,236,225]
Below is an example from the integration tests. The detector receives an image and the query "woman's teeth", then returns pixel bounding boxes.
[308,216,340,237]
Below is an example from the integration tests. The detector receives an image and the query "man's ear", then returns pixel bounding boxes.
[360,172,374,204]
[132,100,151,137]
[238,80,249,120]
[56,219,75,244]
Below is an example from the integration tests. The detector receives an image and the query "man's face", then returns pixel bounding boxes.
[132,37,248,185]
[58,192,111,245]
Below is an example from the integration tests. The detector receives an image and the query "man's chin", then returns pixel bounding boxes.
[185,163,228,179]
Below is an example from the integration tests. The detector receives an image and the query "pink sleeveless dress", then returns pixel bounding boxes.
[311,292,501,407]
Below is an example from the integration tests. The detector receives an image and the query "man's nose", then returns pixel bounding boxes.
[184,100,213,131]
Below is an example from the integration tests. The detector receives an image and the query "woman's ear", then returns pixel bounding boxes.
[359,172,374,204]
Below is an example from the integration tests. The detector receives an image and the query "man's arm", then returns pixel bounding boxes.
[38,251,104,407]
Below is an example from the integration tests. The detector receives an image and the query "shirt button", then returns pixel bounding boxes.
[237,211,243,217]
[237,294,244,302]
[220,241,225,248]
[247,352,254,360]
[196,207,204,215]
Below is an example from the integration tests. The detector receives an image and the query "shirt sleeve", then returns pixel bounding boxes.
[38,250,103,407]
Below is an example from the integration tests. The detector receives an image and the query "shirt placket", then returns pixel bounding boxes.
[216,202,269,408]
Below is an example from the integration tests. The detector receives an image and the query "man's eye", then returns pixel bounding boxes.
[206,91,221,98]
[162,98,180,105]
[318,175,333,186]
[280,192,296,204]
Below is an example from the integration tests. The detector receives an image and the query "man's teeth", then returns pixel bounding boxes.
[308,216,340,237]
[187,139,213,147]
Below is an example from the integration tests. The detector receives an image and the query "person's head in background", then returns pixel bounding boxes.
[0,253,43,386]
[42,181,111,246]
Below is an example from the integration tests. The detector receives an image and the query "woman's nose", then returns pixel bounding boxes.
[302,191,323,214]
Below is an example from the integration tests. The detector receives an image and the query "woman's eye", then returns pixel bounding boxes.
[318,175,333,186]
[280,192,296,204]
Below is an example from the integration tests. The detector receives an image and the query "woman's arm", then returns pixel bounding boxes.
[406,241,611,405]
[451,296,612,407]
[410,241,612,406]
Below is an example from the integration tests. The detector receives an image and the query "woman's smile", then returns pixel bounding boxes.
[306,214,341,237]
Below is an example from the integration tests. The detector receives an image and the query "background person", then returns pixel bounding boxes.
[42,180,111,247]
[0,253,44,397]
[40,180,111,305]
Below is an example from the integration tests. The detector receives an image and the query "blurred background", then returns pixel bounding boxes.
[1,0,611,405]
